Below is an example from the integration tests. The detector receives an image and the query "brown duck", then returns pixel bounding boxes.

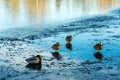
[94,52,104,62]
[94,42,103,50]
[52,42,60,50]
[26,55,42,64]
[25,55,42,70]
[65,35,72,42]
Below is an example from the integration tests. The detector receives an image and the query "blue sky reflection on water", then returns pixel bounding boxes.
[0,0,120,28]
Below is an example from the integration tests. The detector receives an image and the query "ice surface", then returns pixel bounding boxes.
[0,8,120,80]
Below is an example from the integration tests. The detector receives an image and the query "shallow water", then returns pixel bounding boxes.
[0,0,120,28]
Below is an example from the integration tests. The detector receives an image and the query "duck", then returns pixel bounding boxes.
[65,43,72,50]
[94,42,103,50]
[26,55,42,64]
[52,52,62,60]
[25,55,42,70]
[52,42,60,50]
[65,35,72,42]
[94,52,104,62]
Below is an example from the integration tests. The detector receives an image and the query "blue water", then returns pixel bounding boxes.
[0,0,120,29]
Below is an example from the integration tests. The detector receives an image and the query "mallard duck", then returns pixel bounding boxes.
[94,42,103,50]
[65,43,72,50]
[52,42,60,50]
[94,52,104,62]
[26,55,42,64]
[52,52,62,60]
[65,35,72,42]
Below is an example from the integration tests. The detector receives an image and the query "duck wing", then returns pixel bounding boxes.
[26,57,39,64]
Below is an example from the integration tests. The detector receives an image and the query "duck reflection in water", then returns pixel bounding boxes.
[25,55,42,70]
[52,52,62,60]
[94,51,104,62]
[65,43,72,50]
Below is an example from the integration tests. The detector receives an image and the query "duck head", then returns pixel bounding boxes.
[99,42,103,45]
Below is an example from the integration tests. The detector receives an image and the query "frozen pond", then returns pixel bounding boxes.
[0,0,120,80]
